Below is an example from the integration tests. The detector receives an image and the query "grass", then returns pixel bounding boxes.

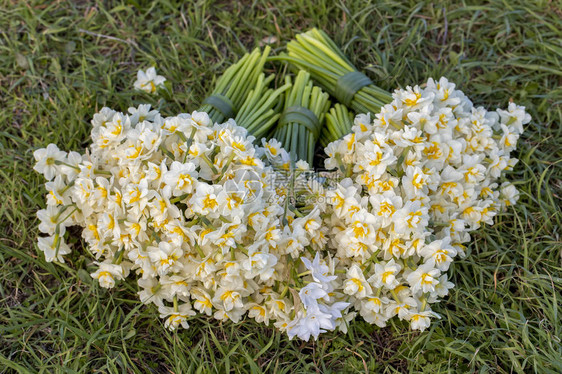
[1,0,561,372]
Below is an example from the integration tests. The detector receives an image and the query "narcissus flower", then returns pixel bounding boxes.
[134,67,166,93]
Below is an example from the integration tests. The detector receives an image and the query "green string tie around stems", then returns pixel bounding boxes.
[278,106,322,140]
[202,94,236,119]
[335,71,372,106]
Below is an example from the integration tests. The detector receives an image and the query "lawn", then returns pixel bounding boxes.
[1,0,561,372]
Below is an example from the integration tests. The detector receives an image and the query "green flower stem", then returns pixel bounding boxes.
[321,103,354,147]
[194,243,206,258]
[58,206,78,225]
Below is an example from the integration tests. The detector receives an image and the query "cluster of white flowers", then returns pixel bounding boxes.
[322,77,529,332]
[134,67,166,93]
[32,104,353,335]
[33,74,527,341]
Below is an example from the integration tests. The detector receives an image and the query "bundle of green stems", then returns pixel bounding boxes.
[282,28,394,144]
[272,71,330,164]
[199,47,270,123]
[320,103,354,147]
[235,73,291,139]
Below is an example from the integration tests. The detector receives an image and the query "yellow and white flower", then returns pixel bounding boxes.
[134,67,166,94]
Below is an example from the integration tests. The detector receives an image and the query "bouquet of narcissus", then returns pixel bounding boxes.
[319,78,527,332]
[33,104,350,333]
[280,29,529,334]
[33,28,529,341]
